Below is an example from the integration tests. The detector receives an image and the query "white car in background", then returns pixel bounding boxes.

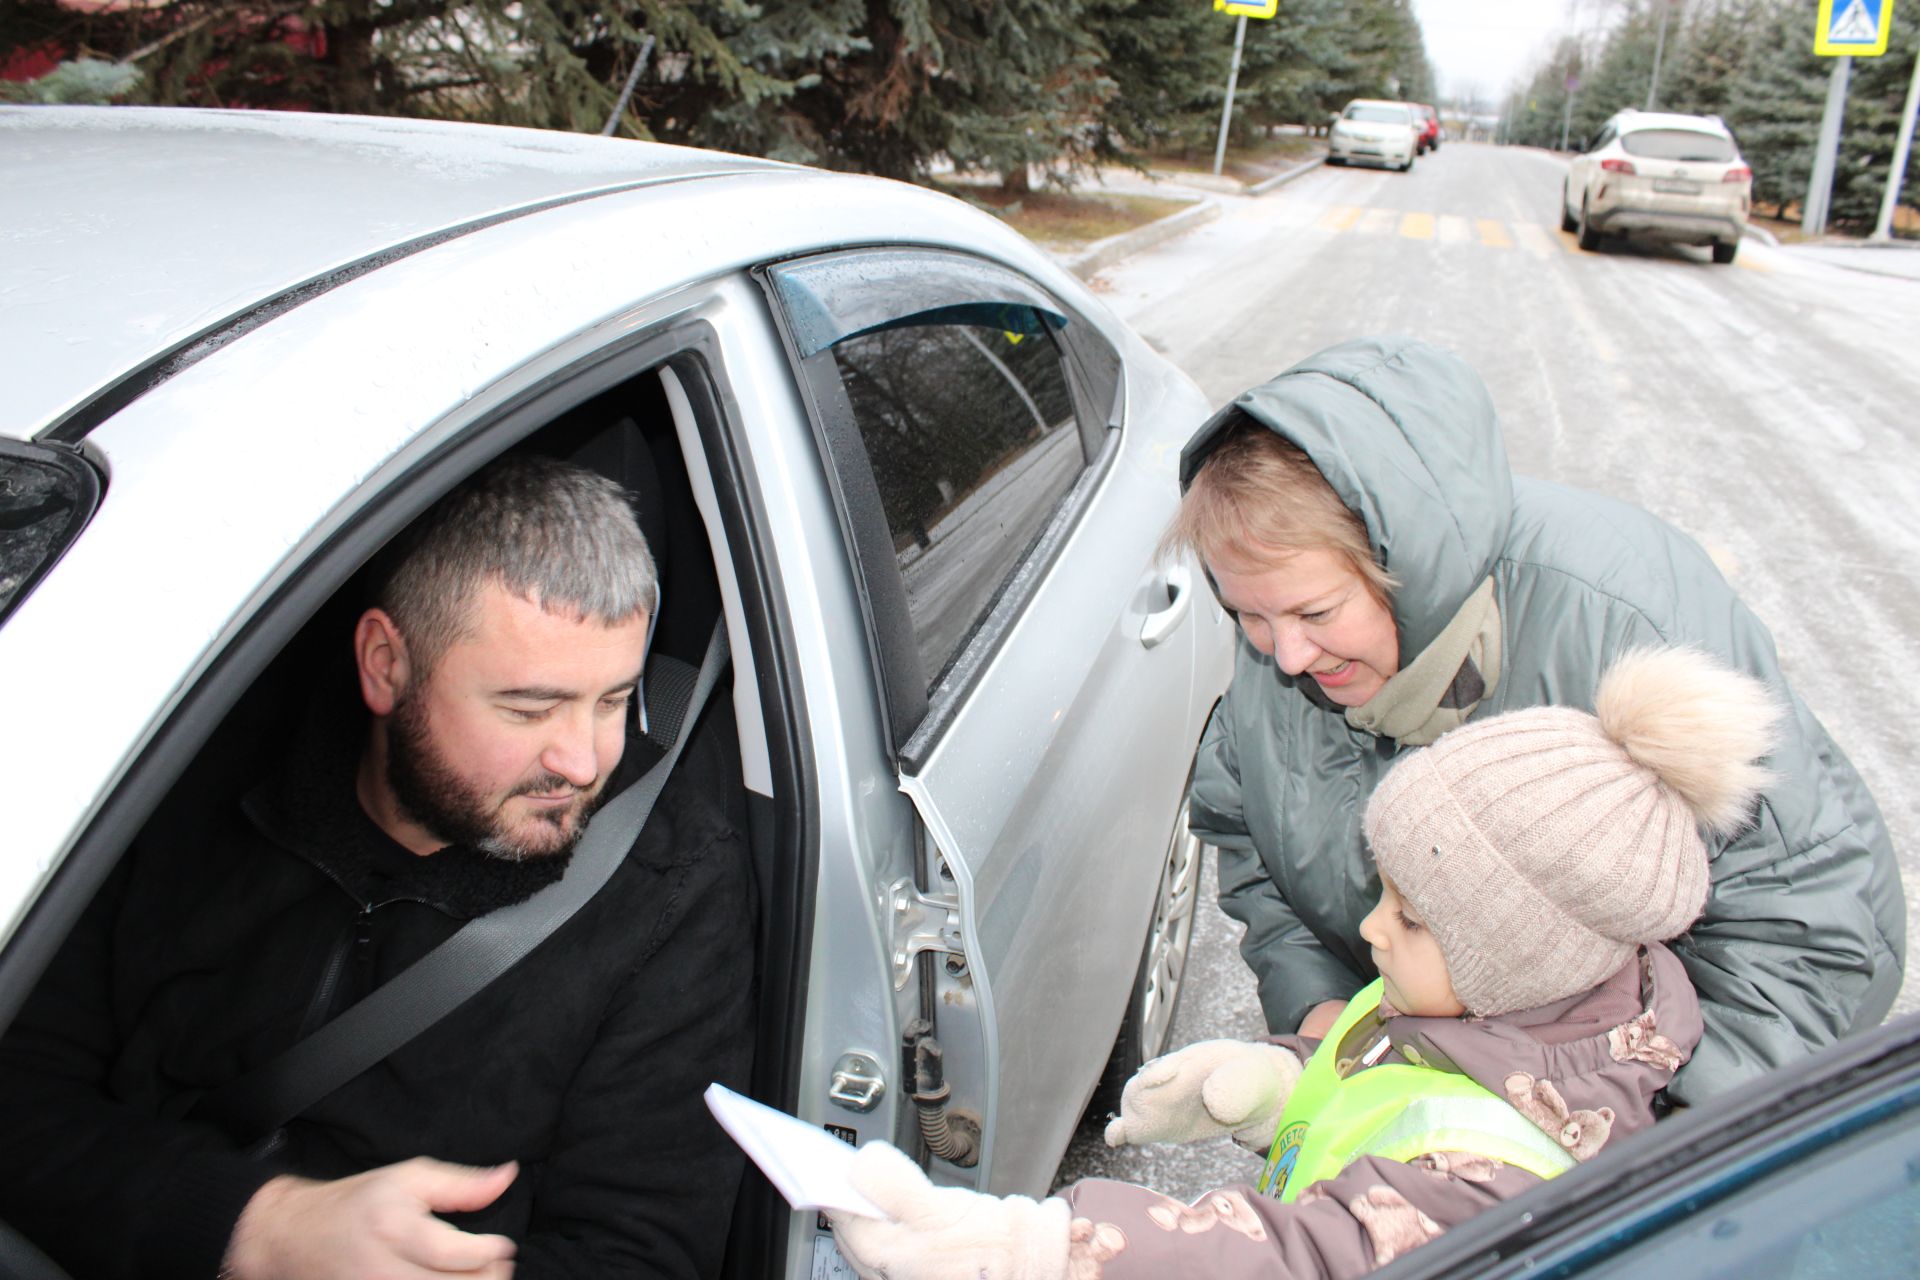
[1562,109,1752,263]
[1328,99,1419,172]
[0,106,1229,1280]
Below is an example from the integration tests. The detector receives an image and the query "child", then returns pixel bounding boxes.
[832,646,1779,1280]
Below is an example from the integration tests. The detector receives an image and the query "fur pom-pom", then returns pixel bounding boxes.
[1593,647,1781,838]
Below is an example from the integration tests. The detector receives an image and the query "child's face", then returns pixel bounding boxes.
[1359,873,1465,1019]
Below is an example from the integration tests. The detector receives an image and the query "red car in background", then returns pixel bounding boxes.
[1411,103,1442,154]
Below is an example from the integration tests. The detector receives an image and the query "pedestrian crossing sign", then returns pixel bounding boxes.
[1815,0,1894,56]
[1214,0,1279,18]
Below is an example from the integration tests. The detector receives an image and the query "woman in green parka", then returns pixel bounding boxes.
[1173,335,1905,1102]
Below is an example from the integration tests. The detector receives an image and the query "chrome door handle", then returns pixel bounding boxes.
[1140,565,1193,650]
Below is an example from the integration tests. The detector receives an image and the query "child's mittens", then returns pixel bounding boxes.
[1104,1040,1304,1151]
[832,1142,1071,1280]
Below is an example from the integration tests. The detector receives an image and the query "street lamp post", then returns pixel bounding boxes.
[1646,0,1670,111]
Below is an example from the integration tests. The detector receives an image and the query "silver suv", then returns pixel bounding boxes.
[1562,109,1752,263]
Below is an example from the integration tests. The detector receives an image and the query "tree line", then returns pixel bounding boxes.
[1,0,1431,187]
[1501,0,1920,233]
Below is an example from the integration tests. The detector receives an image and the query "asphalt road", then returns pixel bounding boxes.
[1054,140,1920,1200]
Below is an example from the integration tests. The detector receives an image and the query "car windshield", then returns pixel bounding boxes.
[1622,128,1736,163]
[1345,105,1409,124]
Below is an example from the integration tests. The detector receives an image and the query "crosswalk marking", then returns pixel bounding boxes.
[1512,222,1556,257]
[1317,205,1363,231]
[1357,207,1399,235]
[1309,204,1767,271]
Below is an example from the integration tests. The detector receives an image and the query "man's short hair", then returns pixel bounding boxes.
[374,455,659,677]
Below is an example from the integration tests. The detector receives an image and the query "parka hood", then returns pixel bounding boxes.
[1180,336,1513,661]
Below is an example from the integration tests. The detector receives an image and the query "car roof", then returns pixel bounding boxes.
[1610,109,1732,135]
[0,106,791,439]
[1347,99,1411,111]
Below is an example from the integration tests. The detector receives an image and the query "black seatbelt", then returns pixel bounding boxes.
[198,618,730,1146]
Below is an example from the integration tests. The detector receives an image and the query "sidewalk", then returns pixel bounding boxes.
[1052,152,1325,279]
[1776,238,1920,281]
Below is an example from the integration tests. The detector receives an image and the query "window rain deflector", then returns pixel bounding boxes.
[0,439,101,628]
[767,250,1070,359]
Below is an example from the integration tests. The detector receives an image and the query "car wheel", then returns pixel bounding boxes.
[1711,239,1739,265]
[1327,155,1345,166]
[1088,787,1202,1115]
[1560,183,1579,233]
[1402,154,1415,173]
[1577,195,1602,251]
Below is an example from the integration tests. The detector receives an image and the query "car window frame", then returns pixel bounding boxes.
[756,247,1122,765]
[0,320,803,1040]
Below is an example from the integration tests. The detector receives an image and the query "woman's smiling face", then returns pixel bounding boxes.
[1208,546,1400,708]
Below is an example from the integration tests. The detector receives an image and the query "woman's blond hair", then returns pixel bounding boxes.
[1163,423,1396,602]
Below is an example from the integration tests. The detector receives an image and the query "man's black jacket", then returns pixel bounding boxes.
[0,699,756,1279]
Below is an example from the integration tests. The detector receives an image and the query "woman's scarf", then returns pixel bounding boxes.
[1344,578,1501,746]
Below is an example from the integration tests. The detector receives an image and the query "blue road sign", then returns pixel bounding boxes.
[1816,0,1894,56]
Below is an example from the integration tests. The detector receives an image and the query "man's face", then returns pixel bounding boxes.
[384,581,649,861]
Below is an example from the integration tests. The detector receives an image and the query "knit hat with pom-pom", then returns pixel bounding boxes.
[1366,648,1779,1017]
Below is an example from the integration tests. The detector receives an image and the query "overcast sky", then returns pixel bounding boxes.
[1410,0,1586,105]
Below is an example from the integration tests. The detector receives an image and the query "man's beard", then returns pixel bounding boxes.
[386,689,600,862]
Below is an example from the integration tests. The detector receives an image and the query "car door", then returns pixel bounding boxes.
[761,248,1221,1196]
[1374,1013,1920,1280]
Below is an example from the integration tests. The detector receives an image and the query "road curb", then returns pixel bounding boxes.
[1061,198,1221,279]
[1248,155,1327,195]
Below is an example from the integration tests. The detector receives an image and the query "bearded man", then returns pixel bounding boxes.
[0,456,755,1280]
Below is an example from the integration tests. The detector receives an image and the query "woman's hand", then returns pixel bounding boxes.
[1297,1000,1348,1041]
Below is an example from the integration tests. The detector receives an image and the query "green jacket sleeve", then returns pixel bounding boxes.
[1192,683,1370,1034]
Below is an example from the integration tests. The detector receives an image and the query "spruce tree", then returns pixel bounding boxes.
[1725,0,1827,217]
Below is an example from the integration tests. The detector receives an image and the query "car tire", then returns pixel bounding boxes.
[1711,239,1739,265]
[1087,784,1203,1117]
[1327,155,1345,166]
[1560,183,1579,233]
[1402,154,1415,173]
[1577,196,1603,252]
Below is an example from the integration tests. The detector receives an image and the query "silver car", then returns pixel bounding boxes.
[0,106,1229,1277]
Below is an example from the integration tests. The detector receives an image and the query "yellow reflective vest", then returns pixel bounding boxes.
[1258,981,1576,1201]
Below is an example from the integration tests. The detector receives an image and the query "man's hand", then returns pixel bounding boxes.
[1297,999,1348,1041]
[1103,1040,1303,1151]
[225,1158,519,1280]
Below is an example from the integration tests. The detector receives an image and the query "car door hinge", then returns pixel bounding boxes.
[887,877,963,991]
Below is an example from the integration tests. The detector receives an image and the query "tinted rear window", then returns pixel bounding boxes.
[1622,129,1736,162]
[1345,105,1411,124]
